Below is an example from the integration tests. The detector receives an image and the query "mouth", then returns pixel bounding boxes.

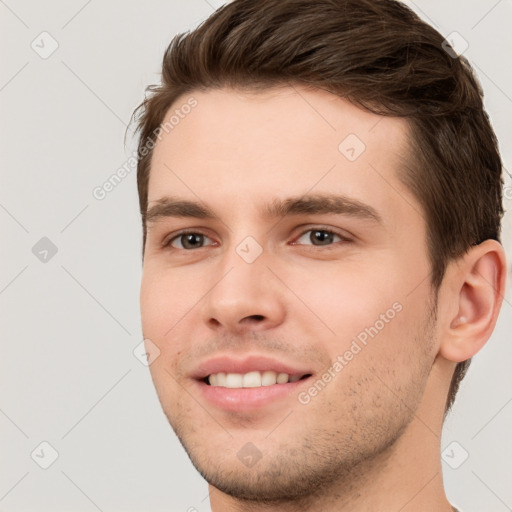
[191,355,314,411]
[203,370,312,388]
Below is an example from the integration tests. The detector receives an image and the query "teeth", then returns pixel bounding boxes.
[208,371,303,388]
[276,372,289,384]
[261,371,278,386]
[226,373,243,388]
[243,371,261,388]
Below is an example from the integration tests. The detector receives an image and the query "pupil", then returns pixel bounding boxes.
[183,233,203,249]
[311,230,333,245]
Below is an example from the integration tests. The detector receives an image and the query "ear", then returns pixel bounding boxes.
[438,239,507,363]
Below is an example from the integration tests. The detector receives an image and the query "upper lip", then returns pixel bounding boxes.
[191,354,314,380]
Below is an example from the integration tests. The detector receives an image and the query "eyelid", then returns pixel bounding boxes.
[162,229,217,249]
[161,224,353,250]
[289,225,353,245]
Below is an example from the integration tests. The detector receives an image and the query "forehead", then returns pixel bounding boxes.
[147,85,419,227]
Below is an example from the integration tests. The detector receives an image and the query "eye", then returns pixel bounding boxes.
[166,231,216,250]
[293,228,348,246]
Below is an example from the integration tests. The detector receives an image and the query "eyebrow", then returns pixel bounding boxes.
[144,193,382,225]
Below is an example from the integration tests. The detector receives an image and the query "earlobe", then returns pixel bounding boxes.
[439,240,507,363]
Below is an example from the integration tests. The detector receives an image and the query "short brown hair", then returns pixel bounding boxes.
[132,0,504,412]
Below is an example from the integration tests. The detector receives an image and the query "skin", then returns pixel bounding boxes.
[140,85,506,511]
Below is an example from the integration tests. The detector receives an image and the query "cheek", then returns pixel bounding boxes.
[140,273,166,339]
[286,258,404,340]
[288,257,432,377]
[140,264,211,386]
[140,265,200,337]
[140,270,182,386]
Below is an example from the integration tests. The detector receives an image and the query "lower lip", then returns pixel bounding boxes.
[194,378,311,412]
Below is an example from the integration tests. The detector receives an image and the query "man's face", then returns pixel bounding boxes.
[140,86,438,500]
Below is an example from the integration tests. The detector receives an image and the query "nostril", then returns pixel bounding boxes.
[240,314,265,324]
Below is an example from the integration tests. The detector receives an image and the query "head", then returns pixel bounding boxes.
[134,0,506,504]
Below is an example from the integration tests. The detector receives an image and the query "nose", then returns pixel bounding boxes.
[200,250,286,335]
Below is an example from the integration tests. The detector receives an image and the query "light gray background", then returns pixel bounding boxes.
[1,1,511,511]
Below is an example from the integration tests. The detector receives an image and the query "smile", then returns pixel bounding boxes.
[206,371,309,388]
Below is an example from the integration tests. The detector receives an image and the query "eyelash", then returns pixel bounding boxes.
[162,226,351,250]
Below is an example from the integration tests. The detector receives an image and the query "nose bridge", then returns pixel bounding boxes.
[215,218,268,283]
[201,238,285,331]
[211,240,269,305]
